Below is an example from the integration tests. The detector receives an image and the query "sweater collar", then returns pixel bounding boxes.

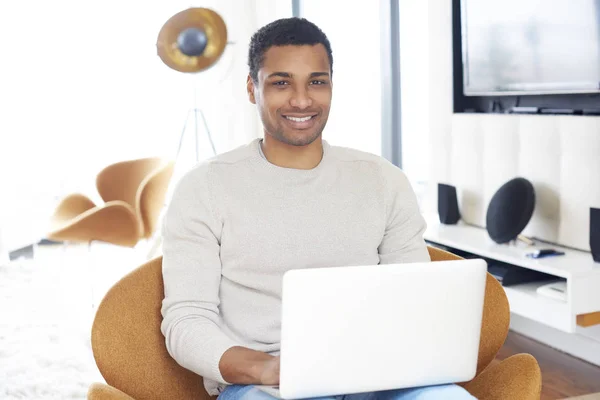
[253,138,331,178]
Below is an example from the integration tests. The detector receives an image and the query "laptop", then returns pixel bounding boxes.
[257,258,487,399]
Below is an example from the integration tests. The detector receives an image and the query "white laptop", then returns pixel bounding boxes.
[258,258,488,399]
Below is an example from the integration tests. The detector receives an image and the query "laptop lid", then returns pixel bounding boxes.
[278,259,487,399]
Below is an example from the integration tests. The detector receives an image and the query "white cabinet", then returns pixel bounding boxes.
[423,214,600,334]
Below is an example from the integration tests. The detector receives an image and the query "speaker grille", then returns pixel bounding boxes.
[486,178,536,244]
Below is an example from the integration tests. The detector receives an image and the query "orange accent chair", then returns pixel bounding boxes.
[47,158,174,247]
[87,246,542,399]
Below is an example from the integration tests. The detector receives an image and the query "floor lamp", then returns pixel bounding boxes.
[146,7,230,259]
[157,7,229,162]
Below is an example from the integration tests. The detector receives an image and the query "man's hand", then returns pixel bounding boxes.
[219,346,280,385]
[259,356,280,386]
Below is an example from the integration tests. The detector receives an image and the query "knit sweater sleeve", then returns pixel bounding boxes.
[160,163,239,384]
[378,160,431,264]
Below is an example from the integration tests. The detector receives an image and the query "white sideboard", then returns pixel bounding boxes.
[424,214,600,333]
[423,214,600,365]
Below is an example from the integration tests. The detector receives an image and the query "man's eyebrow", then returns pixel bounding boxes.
[266,72,330,79]
[267,72,291,79]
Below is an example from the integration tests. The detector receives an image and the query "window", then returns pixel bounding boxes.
[398,0,432,207]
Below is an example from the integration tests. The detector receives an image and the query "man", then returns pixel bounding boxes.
[161,17,475,400]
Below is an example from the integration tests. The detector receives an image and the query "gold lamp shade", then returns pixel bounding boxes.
[156,8,228,73]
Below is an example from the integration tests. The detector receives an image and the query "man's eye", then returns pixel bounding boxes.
[311,80,327,85]
[273,81,288,86]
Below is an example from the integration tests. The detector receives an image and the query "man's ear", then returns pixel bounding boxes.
[247,75,256,104]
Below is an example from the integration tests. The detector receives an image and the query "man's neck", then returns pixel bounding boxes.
[261,135,324,170]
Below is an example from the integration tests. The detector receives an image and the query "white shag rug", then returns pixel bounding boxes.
[0,244,144,399]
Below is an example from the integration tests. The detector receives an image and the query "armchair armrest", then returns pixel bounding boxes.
[463,354,542,400]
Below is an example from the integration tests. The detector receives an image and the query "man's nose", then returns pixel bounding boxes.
[289,87,313,109]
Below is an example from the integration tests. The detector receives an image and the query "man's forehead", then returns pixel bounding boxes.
[261,44,330,70]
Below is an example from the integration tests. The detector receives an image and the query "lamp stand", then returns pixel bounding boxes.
[175,77,217,163]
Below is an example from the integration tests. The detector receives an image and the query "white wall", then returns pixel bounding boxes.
[425,0,454,214]
[399,0,454,212]
[399,0,429,187]
[302,1,382,156]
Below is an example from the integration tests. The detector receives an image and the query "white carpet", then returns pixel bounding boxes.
[0,244,144,399]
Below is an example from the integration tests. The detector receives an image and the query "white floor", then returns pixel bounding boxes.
[0,242,150,399]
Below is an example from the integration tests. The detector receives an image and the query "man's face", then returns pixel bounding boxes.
[247,44,332,147]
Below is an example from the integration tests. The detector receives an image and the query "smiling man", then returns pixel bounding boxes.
[160,18,474,400]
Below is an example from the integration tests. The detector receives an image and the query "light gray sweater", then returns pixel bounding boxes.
[160,138,430,396]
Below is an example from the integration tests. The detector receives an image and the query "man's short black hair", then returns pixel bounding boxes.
[248,17,333,83]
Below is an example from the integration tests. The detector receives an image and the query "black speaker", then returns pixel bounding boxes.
[438,183,461,225]
[591,208,600,262]
[486,177,535,244]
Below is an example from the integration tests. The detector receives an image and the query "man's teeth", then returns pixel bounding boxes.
[285,116,313,122]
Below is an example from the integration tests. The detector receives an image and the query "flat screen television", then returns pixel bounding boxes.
[460,0,600,96]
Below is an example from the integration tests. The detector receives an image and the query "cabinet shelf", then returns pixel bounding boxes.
[503,282,571,332]
[423,214,600,333]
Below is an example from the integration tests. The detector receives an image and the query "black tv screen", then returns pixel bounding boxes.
[461,0,600,96]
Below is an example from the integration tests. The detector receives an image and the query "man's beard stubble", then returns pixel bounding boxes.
[262,114,325,147]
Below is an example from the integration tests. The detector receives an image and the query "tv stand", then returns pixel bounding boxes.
[423,214,600,365]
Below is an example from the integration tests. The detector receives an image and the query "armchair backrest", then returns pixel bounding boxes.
[137,161,175,238]
[96,158,173,237]
[91,247,509,399]
[91,256,211,400]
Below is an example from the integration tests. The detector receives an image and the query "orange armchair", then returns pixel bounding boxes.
[47,157,174,247]
[87,246,542,400]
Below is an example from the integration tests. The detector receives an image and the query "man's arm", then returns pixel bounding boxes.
[160,164,277,385]
[377,160,431,264]
[219,347,280,385]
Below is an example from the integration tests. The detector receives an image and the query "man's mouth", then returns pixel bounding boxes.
[284,115,314,122]
[281,114,318,130]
